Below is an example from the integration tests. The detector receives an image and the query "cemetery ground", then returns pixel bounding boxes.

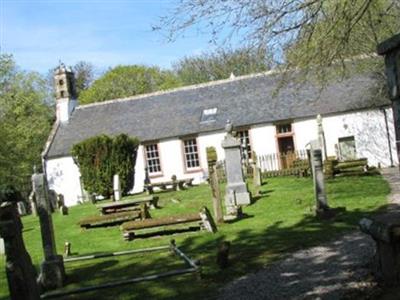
[0,175,391,300]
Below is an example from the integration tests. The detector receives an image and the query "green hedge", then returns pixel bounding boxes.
[71,134,139,197]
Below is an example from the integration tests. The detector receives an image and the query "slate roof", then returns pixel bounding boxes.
[46,71,388,158]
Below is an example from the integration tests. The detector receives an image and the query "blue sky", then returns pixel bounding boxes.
[0,0,220,74]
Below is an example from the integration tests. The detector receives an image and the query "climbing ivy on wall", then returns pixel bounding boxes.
[71,134,139,197]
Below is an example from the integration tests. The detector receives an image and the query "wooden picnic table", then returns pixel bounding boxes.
[96,196,159,215]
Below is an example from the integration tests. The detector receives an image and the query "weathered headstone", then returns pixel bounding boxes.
[113,174,121,201]
[29,190,37,216]
[17,201,27,216]
[32,173,65,290]
[64,242,71,257]
[222,121,251,219]
[206,147,223,223]
[171,175,179,191]
[0,201,40,299]
[252,152,262,196]
[311,149,336,219]
[144,167,153,195]
[0,238,4,255]
[316,114,328,160]
[48,189,58,212]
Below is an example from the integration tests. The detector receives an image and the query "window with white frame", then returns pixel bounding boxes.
[183,138,200,169]
[237,130,252,160]
[145,144,162,174]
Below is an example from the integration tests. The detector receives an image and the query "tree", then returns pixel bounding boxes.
[159,0,400,81]
[71,134,139,197]
[73,61,95,97]
[0,54,53,196]
[173,47,271,85]
[79,65,182,105]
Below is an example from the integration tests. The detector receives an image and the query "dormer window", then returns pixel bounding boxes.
[200,107,217,123]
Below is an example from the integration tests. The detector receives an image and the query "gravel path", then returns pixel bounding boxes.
[218,168,400,300]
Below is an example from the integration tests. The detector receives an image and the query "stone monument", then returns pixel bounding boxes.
[32,173,65,290]
[316,114,328,160]
[0,201,40,299]
[311,149,341,219]
[113,174,121,201]
[206,147,223,223]
[222,121,251,217]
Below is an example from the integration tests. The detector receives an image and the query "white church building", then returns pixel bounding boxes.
[43,65,397,206]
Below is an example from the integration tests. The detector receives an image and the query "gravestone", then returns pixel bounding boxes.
[206,147,223,223]
[0,238,4,255]
[316,115,328,160]
[0,201,40,299]
[17,201,27,216]
[252,152,262,196]
[113,174,121,201]
[48,189,58,212]
[32,173,65,290]
[222,121,251,218]
[144,167,153,195]
[58,193,69,215]
[28,190,37,216]
[312,149,337,219]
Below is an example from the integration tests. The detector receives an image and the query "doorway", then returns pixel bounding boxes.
[277,136,295,169]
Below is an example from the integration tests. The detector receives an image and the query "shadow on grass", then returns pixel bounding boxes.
[40,204,391,300]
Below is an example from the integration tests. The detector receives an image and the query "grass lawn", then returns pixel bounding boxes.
[0,175,390,300]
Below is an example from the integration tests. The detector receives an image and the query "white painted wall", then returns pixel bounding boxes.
[56,98,77,123]
[250,124,278,155]
[46,156,83,207]
[321,108,397,167]
[292,108,397,167]
[46,107,397,206]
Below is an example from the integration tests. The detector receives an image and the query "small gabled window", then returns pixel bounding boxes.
[200,107,218,123]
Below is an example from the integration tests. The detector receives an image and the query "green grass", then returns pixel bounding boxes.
[0,175,390,300]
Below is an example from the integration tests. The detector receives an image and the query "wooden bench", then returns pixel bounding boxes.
[96,196,159,215]
[121,206,217,241]
[78,209,149,229]
[145,178,194,194]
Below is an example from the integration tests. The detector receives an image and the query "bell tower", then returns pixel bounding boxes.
[54,63,77,123]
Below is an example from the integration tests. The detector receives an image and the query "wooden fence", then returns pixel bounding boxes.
[215,149,310,180]
[258,150,310,178]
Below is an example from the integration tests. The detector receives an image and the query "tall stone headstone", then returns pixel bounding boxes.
[316,114,328,160]
[0,201,40,300]
[0,237,4,255]
[32,173,65,290]
[206,147,223,223]
[312,149,329,211]
[113,174,121,201]
[222,121,251,217]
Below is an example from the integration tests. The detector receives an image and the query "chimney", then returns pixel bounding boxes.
[54,63,77,123]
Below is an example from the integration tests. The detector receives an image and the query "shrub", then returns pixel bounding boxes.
[71,134,139,197]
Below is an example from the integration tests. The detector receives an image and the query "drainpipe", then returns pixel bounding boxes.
[381,107,394,167]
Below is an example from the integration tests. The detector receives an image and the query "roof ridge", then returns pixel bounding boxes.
[76,69,279,110]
